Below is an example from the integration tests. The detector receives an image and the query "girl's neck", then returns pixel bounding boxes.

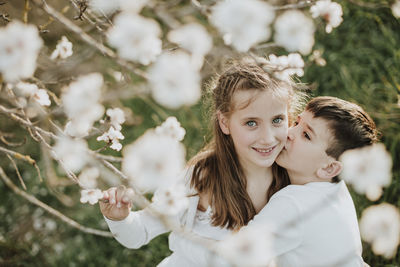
[243,165,273,182]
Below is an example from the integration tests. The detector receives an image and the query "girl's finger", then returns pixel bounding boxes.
[108,187,117,205]
[122,188,135,204]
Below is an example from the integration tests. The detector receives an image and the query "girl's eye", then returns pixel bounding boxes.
[246,121,257,127]
[303,132,311,140]
[293,121,299,126]
[272,117,283,124]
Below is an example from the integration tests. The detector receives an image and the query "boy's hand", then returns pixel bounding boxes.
[99,185,135,221]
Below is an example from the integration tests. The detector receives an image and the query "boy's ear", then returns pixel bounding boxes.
[316,160,343,181]
[217,111,230,135]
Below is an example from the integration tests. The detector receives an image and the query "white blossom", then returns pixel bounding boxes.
[50,36,73,60]
[107,12,162,65]
[274,10,315,55]
[210,0,275,52]
[122,130,186,193]
[106,108,125,131]
[155,117,186,141]
[217,224,275,266]
[119,0,147,13]
[267,53,305,80]
[96,126,125,151]
[392,1,400,18]
[0,21,43,82]
[339,143,392,201]
[88,0,119,15]
[151,184,189,215]
[360,203,400,258]
[78,167,100,189]
[33,89,51,106]
[14,82,51,106]
[310,0,343,33]
[149,52,201,109]
[53,136,89,173]
[80,189,104,205]
[62,73,104,138]
[167,23,212,68]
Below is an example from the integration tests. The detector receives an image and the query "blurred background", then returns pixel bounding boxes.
[0,0,399,266]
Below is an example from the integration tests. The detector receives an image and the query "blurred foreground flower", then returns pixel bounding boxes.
[217,224,275,267]
[168,23,212,68]
[274,10,315,55]
[149,52,201,109]
[80,189,103,205]
[79,167,100,189]
[152,184,189,215]
[360,203,400,258]
[53,136,89,173]
[392,0,400,18]
[0,21,43,82]
[122,130,186,193]
[107,12,161,65]
[267,53,305,80]
[339,143,392,201]
[310,0,343,33]
[50,36,73,60]
[210,0,274,52]
[62,73,104,138]
[155,117,186,142]
[88,0,119,15]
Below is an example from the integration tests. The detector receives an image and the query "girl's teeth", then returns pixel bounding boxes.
[257,147,273,153]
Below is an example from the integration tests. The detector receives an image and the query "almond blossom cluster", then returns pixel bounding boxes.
[61,73,104,138]
[310,0,343,33]
[155,116,186,142]
[167,23,213,69]
[97,108,126,151]
[50,36,73,60]
[274,10,315,55]
[13,82,51,107]
[210,0,275,52]
[360,203,400,258]
[122,118,186,193]
[0,21,43,82]
[53,136,90,173]
[267,53,305,80]
[151,184,189,216]
[107,12,161,65]
[148,51,201,109]
[339,143,392,201]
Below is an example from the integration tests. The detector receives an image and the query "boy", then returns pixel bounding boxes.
[226,96,378,266]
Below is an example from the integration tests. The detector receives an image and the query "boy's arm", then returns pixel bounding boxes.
[244,194,303,257]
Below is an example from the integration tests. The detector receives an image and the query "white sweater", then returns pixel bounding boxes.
[105,186,230,266]
[244,180,364,267]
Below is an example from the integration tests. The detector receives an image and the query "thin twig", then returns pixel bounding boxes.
[23,0,30,23]
[32,0,148,80]
[6,154,27,190]
[273,0,316,10]
[0,104,58,140]
[0,166,113,237]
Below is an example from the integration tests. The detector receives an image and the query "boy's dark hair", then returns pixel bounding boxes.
[305,96,378,182]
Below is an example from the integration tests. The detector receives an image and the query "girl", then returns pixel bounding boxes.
[99,58,300,266]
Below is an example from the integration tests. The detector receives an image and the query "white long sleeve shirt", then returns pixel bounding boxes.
[241,180,364,267]
[104,186,231,266]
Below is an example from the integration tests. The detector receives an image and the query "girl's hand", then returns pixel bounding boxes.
[99,185,135,221]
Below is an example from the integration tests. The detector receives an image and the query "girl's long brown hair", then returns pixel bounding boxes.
[189,58,298,230]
